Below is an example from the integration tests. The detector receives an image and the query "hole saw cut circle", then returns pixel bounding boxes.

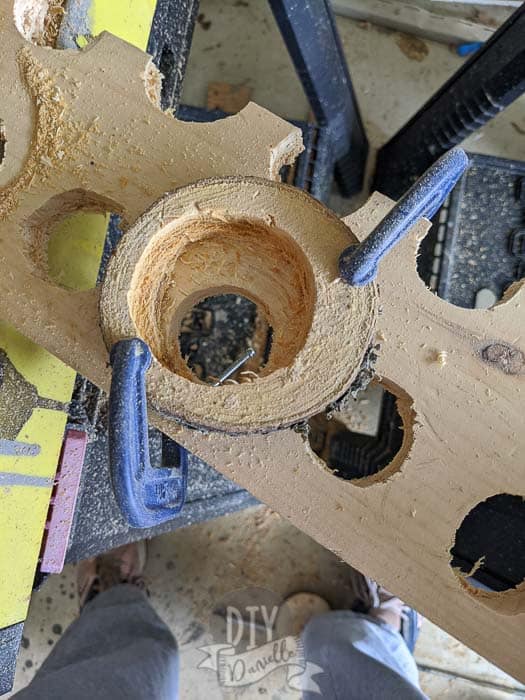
[129,216,314,381]
[307,380,415,487]
[22,189,121,290]
[450,493,525,615]
[100,177,379,434]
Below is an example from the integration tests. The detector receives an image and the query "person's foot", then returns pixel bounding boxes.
[77,541,147,609]
[348,568,422,651]
[277,592,331,638]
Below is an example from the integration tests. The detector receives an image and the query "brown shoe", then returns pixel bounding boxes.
[347,567,404,630]
[348,567,423,651]
[77,540,147,609]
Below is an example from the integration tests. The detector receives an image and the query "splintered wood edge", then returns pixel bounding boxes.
[100,177,379,433]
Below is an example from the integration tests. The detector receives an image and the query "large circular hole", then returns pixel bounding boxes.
[179,293,272,384]
[450,494,525,613]
[307,382,414,486]
[22,189,121,290]
[129,216,316,383]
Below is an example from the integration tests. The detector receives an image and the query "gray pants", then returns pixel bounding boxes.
[15,585,426,699]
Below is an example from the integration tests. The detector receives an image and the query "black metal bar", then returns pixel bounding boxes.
[374,4,525,199]
[268,0,369,197]
[147,0,201,111]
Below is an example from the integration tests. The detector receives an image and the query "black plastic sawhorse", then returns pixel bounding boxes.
[148,1,525,201]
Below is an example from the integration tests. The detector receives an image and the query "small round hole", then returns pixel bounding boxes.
[308,382,413,486]
[178,293,272,384]
[450,493,525,613]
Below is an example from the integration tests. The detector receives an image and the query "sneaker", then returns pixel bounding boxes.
[77,540,147,609]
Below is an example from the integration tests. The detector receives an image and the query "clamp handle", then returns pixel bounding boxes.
[109,338,188,528]
[339,148,469,286]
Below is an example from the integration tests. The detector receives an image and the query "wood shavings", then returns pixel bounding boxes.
[102,179,378,434]
[1,49,85,220]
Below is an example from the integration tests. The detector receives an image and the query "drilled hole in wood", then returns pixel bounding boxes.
[307,382,414,486]
[14,0,66,47]
[22,189,122,290]
[450,494,525,614]
[178,293,272,384]
[0,121,6,167]
[128,216,315,382]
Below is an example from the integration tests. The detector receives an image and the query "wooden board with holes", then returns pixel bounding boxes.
[1,0,524,682]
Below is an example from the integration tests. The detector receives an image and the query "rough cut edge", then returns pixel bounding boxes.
[237,102,304,181]
[452,563,525,616]
[347,378,416,488]
[143,59,162,109]
[14,0,66,47]
[100,177,379,435]
[268,129,304,181]
[1,48,88,220]
[494,277,525,308]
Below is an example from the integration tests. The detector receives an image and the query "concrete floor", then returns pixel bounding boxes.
[11,507,525,698]
[9,0,525,697]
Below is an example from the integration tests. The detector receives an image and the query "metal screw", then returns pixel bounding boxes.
[212,348,256,386]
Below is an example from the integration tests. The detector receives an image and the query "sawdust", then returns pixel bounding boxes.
[41,0,66,48]
[143,60,162,108]
[14,0,66,47]
[101,178,378,434]
[0,48,87,221]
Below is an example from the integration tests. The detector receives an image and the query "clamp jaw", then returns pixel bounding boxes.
[109,338,188,528]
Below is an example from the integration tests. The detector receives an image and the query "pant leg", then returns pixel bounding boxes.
[302,610,427,700]
[14,584,179,700]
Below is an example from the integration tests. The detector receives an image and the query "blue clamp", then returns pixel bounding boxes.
[339,148,469,286]
[109,338,188,528]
